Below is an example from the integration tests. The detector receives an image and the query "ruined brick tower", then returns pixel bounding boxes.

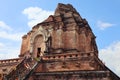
[4,3,120,80]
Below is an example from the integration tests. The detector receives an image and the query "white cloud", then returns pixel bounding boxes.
[0,21,25,41]
[0,21,12,31]
[99,41,120,77]
[0,21,24,59]
[22,7,54,28]
[97,20,115,30]
[0,42,5,48]
[0,45,19,59]
[0,31,24,41]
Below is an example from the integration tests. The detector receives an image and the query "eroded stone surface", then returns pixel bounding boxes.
[0,3,119,80]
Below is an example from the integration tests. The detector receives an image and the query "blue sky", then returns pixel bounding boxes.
[0,0,120,77]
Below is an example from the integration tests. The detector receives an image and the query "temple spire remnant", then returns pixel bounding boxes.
[0,3,119,80]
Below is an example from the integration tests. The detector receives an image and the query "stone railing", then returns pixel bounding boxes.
[0,58,22,67]
[43,51,97,61]
[5,57,37,80]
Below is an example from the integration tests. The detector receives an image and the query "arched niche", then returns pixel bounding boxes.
[33,35,45,57]
[30,26,50,58]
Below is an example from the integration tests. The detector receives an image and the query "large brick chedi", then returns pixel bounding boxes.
[5,3,120,80]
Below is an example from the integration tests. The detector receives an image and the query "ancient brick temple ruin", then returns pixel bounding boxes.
[0,3,120,80]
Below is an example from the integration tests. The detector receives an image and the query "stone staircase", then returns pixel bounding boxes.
[5,57,37,80]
